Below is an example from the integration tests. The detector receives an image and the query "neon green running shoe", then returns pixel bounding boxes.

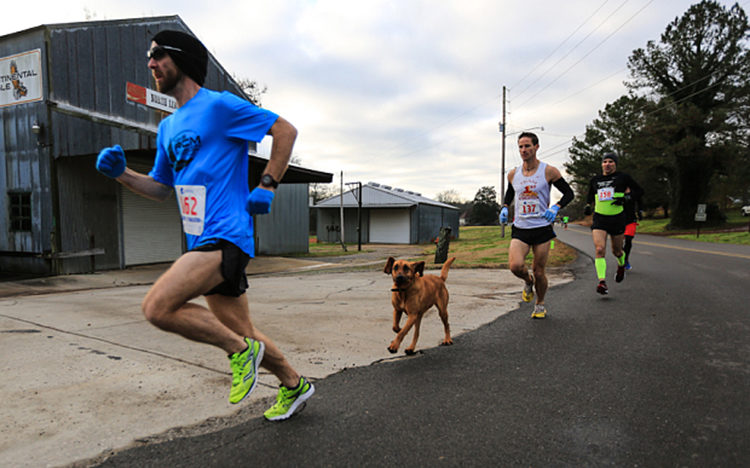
[228,337,265,404]
[264,377,315,421]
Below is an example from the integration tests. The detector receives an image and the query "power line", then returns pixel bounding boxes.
[516,0,655,109]
[509,0,613,94]
[376,1,625,160]
[512,0,629,101]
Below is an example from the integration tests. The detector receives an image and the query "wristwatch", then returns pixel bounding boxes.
[260,174,279,189]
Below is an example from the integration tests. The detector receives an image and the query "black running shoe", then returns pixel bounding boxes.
[615,264,625,283]
[597,281,608,295]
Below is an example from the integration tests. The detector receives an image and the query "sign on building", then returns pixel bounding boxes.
[0,49,43,108]
[126,81,177,114]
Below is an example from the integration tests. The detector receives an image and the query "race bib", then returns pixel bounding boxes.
[597,187,614,202]
[176,185,206,236]
[519,199,542,217]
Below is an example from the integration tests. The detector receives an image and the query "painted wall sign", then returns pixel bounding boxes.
[126,81,177,113]
[0,49,43,108]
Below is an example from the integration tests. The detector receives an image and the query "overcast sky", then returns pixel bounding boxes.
[2,0,744,201]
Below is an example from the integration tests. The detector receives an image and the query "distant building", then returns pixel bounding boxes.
[0,16,331,277]
[314,182,459,244]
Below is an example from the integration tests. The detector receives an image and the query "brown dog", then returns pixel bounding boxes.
[383,256,456,355]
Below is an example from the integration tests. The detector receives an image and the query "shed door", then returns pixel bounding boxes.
[369,209,410,243]
[121,188,183,266]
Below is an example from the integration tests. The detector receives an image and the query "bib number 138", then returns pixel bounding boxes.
[175,185,206,236]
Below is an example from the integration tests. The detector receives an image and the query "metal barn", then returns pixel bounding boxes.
[314,182,459,244]
[0,16,330,277]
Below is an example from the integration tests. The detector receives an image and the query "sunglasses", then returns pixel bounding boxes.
[146,45,183,60]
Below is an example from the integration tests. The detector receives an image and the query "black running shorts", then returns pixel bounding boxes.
[591,212,626,236]
[191,239,250,297]
[511,224,556,246]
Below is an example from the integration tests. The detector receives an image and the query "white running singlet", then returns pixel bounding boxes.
[511,162,552,229]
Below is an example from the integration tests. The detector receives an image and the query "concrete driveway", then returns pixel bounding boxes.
[0,247,573,467]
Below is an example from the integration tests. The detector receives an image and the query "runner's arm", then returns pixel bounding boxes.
[502,184,515,207]
[552,177,574,209]
[260,116,297,189]
[117,168,172,202]
[545,165,574,209]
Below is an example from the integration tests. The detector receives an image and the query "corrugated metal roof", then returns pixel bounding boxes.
[314,182,458,210]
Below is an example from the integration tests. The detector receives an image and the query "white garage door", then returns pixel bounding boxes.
[370,209,410,243]
[121,187,183,266]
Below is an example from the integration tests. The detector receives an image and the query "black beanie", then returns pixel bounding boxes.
[152,30,208,86]
[602,152,618,164]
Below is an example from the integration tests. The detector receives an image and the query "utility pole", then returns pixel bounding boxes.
[339,171,347,251]
[346,181,363,251]
[500,85,507,238]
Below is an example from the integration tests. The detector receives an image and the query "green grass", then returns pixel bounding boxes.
[301,227,577,269]
[414,226,576,269]
[604,208,750,244]
[670,231,750,245]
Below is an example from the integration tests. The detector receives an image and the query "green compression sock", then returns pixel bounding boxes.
[595,258,607,280]
[617,252,626,267]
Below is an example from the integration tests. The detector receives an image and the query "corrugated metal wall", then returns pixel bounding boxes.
[416,204,460,243]
[315,207,371,244]
[0,29,54,274]
[254,183,310,255]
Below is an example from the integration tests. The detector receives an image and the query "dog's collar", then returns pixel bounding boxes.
[391,287,407,292]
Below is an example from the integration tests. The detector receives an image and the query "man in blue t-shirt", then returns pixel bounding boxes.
[95,30,313,421]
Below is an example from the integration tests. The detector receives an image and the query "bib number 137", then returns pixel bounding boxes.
[175,185,206,236]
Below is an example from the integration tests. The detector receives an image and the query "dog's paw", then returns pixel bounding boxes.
[392,326,401,333]
[404,349,416,355]
[440,339,454,346]
[387,346,398,354]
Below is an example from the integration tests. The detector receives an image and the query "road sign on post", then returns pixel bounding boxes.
[694,204,707,237]
[694,204,707,222]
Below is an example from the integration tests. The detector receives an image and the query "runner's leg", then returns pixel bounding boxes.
[611,233,625,264]
[509,238,533,285]
[141,250,247,355]
[592,229,608,281]
[531,241,551,304]
[207,294,301,388]
[623,235,633,261]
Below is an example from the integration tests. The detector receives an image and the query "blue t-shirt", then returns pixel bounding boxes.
[149,88,279,256]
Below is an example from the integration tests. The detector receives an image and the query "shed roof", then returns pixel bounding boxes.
[315,182,458,210]
[251,155,332,184]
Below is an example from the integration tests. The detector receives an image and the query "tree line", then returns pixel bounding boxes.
[565,0,750,229]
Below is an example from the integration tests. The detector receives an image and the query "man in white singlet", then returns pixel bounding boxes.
[499,132,574,319]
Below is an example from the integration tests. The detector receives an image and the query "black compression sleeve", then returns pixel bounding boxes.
[503,184,515,207]
[552,177,574,209]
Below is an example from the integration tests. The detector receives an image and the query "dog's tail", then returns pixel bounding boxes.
[439,257,456,282]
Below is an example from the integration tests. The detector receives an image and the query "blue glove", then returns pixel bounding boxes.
[499,206,509,224]
[96,145,126,178]
[543,204,560,223]
[246,187,275,215]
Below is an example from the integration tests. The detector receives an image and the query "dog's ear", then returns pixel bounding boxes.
[384,257,396,274]
[414,261,425,277]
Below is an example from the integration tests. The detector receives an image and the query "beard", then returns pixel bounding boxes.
[156,67,183,95]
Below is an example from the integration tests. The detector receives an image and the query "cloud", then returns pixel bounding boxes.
[1,0,736,201]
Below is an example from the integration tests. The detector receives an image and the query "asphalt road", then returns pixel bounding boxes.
[93,226,750,467]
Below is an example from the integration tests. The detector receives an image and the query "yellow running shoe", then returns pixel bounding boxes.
[522,282,534,302]
[531,304,547,319]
